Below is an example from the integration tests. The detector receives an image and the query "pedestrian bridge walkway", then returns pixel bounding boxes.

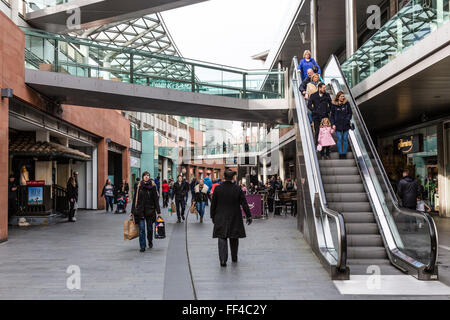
[1,201,450,299]
[23,28,289,123]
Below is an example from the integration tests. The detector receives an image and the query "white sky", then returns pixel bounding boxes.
[161,0,300,70]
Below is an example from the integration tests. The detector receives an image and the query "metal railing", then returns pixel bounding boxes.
[291,56,347,274]
[342,0,449,87]
[23,27,285,99]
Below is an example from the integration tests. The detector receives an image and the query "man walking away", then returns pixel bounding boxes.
[173,175,188,223]
[398,169,421,210]
[307,83,332,145]
[211,169,252,267]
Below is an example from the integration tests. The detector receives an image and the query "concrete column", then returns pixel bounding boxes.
[263,157,267,184]
[162,157,168,181]
[345,0,357,58]
[10,0,19,25]
[310,0,318,59]
[97,139,108,210]
[279,149,285,182]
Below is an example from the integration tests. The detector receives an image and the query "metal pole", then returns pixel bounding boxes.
[345,0,357,58]
[54,39,59,73]
[130,53,134,84]
[191,65,195,92]
[310,0,318,59]
[243,73,247,98]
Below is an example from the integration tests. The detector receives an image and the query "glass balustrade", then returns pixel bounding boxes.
[342,0,449,88]
[23,28,285,99]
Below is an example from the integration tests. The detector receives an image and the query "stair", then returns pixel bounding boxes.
[319,151,394,274]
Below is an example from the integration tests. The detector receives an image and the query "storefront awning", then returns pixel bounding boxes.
[9,136,91,161]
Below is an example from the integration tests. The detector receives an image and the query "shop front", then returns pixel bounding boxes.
[378,124,440,213]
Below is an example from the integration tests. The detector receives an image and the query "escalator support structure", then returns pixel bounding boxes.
[291,55,439,281]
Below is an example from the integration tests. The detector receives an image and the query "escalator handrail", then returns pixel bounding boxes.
[291,57,347,272]
[326,54,438,273]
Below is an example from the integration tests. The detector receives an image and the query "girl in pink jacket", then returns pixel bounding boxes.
[317,118,336,159]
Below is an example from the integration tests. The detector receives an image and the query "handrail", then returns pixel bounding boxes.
[291,56,347,272]
[325,54,438,276]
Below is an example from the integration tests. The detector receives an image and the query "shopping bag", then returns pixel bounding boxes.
[155,217,166,239]
[190,201,197,214]
[316,144,322,152]
[171,201,176,214]
[124,218,139,240]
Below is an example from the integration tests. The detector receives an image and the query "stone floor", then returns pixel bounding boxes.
[0,197,450,300]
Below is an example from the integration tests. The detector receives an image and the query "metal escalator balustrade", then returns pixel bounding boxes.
[323,55,438,280]
[341,0,450,88]
[291,57,348,279]
[23,28,285,100]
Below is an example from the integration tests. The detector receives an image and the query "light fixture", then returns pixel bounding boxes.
[1,88,13,99]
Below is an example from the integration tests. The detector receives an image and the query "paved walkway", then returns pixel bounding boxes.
[1,198,450,300]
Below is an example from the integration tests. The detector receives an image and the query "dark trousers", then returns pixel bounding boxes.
[268,196,274,213]
[162,192,169,207]
[105,195,114,212]
[320,146,330,157]
[68,200,76,220]
[8,198,17,220]
[175,199,186,219]
[218,238,239,263]
[138,217,153,249]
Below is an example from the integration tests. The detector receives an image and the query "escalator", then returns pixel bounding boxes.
[290,55,439,280]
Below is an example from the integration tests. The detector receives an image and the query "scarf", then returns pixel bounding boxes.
[140,180,154,190]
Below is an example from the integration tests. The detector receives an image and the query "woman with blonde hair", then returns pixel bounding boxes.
[330,91,353,159]
[298,50,321,82]
[305,73,320,100]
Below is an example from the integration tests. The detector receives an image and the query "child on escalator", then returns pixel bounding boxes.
[317,117,335,160]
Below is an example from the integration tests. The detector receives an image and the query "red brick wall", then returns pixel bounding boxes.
[0,11,131,223]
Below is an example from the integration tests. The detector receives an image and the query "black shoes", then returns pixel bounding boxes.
[140,248,145,252]
[220,261,227,267]
[177,219,181,223]
[148,242,153,249]
[182,215,185,221]
[232,257,238,263]
[339,154,347,159]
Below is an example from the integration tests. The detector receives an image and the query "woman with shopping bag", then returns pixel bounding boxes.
[131,171,161,252]
[194,178,209,223]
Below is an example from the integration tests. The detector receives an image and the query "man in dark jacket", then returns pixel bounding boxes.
[299,68,314,94]
[397,169,421,210]
[8,175,18,221]
[307,83,332,144]
[211,169,252,267]
[173,175,188,223]
[131,172,161,252]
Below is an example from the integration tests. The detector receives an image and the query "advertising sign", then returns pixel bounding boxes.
[242,194,262,218]
[395,134,423,154]
[28,186,43,205]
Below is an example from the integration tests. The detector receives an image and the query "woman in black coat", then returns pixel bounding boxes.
[131,171,161,252]
[66,177,78,222]
[210,170,252,266]
[331,91,353,159]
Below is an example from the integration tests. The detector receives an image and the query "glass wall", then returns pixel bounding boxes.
[378,124,439,212]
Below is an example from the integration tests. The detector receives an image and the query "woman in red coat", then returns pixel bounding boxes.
[161,179,170,208]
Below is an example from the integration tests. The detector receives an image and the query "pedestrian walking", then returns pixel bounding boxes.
[162,179,170,208]
[307,83,332,145]
[101,179,115,213]
[173,175,188,223]
[397,169,422,210]
[211,169,252,267]
[298,49,321,82]
[190,177,198,201]
[317,117,336,160]
[8,174,18,221]
[131,171,161,252]
[67,176,78,222]
[194,179,209,223]
[183,177,190,203]
[300,68,314,95]
[331,91,353,159]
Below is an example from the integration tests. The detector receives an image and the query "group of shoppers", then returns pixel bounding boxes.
[298,50,353,160]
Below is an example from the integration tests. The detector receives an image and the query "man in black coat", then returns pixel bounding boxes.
[397,169,421,210]
[211,169,252,267]
[307,83,332,144]
[173,175,188,223]
[299,68,314,94]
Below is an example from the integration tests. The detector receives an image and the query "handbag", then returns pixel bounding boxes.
[171,201,176,214]
[124,217,139,240]
[155,217,166,239]
[190,201,199,219]
[316,144,322,151]
[350,122,355,131]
